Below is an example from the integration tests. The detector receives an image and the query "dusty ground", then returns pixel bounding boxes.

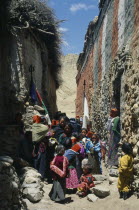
[25,164,139,210]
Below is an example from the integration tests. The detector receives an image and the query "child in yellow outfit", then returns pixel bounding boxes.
[117,142,133,200]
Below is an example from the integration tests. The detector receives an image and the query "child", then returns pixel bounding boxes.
[117,142,133,200]
[59,123,73,150]
[70,134,85,179]
[79,128,90,148]
[77,164,95,197]
[100,140,106,162]
[71,133,79,145]
[97,134,106,162]
[48,129,58,148]
[86,134,102,174]
[81,128,90,146]
[45,129,58,183]
[49,145,69,202]
[81,128,88,137]
[64,144,83,190]
[33,139,47,179]
[87,131,94,139]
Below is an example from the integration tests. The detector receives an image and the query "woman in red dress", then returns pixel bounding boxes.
[49,145,69,202]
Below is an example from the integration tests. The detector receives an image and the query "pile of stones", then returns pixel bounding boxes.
[87,175,110,202]
[0,156,26,210]
[0,155,44,208]
[23,103,50,131]
[108,167,119,186]
[20,167,44,203]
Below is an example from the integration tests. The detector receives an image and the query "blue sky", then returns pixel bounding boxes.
[46,0,99,55]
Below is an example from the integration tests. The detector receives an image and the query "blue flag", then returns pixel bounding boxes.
[30,81,37,102]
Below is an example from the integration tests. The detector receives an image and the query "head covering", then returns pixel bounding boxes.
[110,108,119,118]
[56,144,65,155]
[33,115,41,123]
[122,142,132,155]
[71,136,77,144]
[92,134,99,141]
[87,131,93,138]
[71,144,81,152]
[51,119,59,126]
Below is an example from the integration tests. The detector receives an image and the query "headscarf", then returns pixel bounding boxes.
[71,143,81,153]
[71,136,77,144]
[87,131,94,138]
[110,108,119,118]
[33,115,41,123]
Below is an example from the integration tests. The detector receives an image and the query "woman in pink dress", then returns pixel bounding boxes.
[64,143,84,189]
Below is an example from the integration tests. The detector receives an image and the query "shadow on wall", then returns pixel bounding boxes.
[0,32,26,125]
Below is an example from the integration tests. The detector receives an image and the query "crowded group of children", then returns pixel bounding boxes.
[31,115,106,203]
[19,114,134,203]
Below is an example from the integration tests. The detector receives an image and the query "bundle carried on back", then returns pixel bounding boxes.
[32,123,48,142]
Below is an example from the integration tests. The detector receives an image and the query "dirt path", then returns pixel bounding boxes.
[25,182,139,210]
[25,164,139,210]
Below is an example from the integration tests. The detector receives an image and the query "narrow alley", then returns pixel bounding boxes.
[0,0,139,210]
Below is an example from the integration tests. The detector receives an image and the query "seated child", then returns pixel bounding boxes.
[117,142,133,200]
[77,164,95,197]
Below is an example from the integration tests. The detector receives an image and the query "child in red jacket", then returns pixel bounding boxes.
[77,164,95,197]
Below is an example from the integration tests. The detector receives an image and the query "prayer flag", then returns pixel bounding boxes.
[30,81,37,102]
[82,95,89,129]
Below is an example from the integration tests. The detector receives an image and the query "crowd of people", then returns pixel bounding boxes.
[16,109,134,203]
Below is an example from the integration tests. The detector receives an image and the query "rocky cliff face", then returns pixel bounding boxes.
[56,54,78,118]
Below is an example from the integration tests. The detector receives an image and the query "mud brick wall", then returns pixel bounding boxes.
[76,50,94,117]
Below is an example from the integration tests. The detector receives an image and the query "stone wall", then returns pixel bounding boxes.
[0,32,21,124]
[0,125,20,158]
[57,54,78,118]
[0,30,58,207]
[0,157,25,210]
[76,0,139,140]
[76,0,139,193]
